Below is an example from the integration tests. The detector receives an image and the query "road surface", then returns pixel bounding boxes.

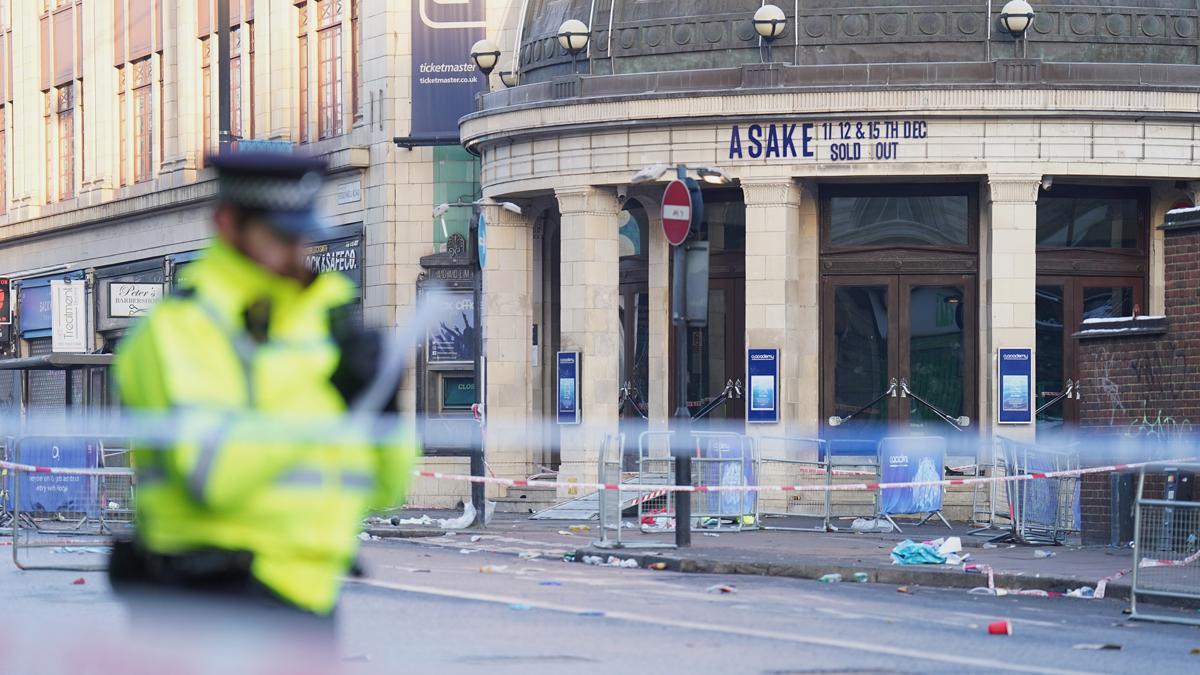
[1,537,1197,674]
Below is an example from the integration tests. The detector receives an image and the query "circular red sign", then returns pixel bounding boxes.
[661,179,693,246]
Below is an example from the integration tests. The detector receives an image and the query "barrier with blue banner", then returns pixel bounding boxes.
[879,436,951,530]
[16,438,100,517]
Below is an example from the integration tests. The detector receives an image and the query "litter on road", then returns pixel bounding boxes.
[539,580,562,586]
[890,540,945,565]
[706,584,737,594]
[508,603,532,611]
[479,565,508,573]
[1073,644,1122,651]
[817,573,842,583]
[987,620,1012,636]
[852,573,869,583]
[71,578,86,585]
[1035,550,1057,559]
[649,562,668,570]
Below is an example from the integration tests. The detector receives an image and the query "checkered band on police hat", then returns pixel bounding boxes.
[218,171,324,212]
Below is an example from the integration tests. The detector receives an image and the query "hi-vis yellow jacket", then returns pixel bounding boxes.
[114,240,417,615]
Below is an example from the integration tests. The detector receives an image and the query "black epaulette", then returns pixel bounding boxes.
[169,285,197,299]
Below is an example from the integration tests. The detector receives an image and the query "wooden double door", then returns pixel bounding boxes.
[822,274,977,443]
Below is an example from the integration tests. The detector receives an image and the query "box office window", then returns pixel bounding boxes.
[441,376,474,411]
[826,186,972,249]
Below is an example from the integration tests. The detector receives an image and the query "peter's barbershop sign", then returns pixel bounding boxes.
[728,119,928,162]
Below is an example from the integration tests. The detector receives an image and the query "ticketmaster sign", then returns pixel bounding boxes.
[410,0,487,142]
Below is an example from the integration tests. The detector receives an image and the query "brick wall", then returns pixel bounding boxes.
[1075,221,1200,544]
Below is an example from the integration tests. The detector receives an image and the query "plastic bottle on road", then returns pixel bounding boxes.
[817,573,842,583]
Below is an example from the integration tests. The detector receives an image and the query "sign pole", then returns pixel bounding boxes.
[664,165,694,548]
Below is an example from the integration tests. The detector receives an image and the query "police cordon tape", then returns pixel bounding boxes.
[2,455,1197,495]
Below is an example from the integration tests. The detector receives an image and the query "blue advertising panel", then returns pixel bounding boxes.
[15,438,99,517]
[998,348,1033,424]
[556,351,580,426]
[18,284,53,333]
[477,212,488,270]
[879,436,945,515]
[746,348,779,424]
[410,0,487,142]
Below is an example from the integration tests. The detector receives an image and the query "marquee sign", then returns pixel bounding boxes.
[728,119,929,162]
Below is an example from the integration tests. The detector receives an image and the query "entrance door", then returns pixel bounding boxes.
[1035,276,1143,431]
[822,274,976,447]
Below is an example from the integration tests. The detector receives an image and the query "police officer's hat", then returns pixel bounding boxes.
[209,152,329,237]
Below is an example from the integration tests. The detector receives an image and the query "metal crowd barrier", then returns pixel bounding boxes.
[999,437,1079,546]
[753,436,832,531]
[968,437,1011,536]
[633,430,754,533]
[9,434,135,571]
[1130,464,1200,626]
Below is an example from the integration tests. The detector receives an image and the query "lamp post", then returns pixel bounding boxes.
[498,71,519,88]
[470,38,502,89]
[999,0,1035,58]
[631,163,732,548]
[558,19,591,74]
[753,4,788,64]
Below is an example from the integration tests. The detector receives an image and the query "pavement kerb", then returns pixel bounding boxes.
[569,546,1144,603]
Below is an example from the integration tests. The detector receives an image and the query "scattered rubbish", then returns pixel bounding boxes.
[944,552,970,566]
[896,586,910,594]
[982,543,999,549]
[706,584,737,594]
[817,574,842,583]
[518,551,541,560]
[412,569,431,574]
[852,573,869,583]
[392,515,435,526]
[562,553,577,563]
[1034,550,1056,559]
[539,580,563,586]
[701,518,720,528]
[458,549,477,555]
[470,535,484,542]
[558,530,575,536]
[1066,587,1096,599]
[479,565,508,573]
[1073,643,1122,651]
[937,537,963,556]
[356,532,380,542]
[71,578,86,585]
[581,555,605,566]
[443,532,457,537]
[607,556,638,568]
[578,610,605,617]
[622,521,635,529]
[702,532,720,538]
[891,540,946,565]
[508,603,532,611]
[649,562,668,571]
[987,620,1012,636]
[107,501,120,510]
[741,515,756,526]
[849,518,895,533]
[568,525,591,533]
[437,504,478,530]
[52,546,111,555]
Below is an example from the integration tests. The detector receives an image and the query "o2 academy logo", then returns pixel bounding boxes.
[728,124,816,160]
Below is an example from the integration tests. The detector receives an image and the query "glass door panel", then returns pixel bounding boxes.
[905,283,967,431]
[832,285,893,424]
[1036,284,1066,431]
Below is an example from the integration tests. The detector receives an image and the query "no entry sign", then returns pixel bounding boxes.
[661,179,693,246]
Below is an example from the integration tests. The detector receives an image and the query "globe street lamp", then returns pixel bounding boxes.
[558,19,591,74]
[999,0,1035,58]
[470,38,502,88]
[498,70,519,88]
[753,4,787,63]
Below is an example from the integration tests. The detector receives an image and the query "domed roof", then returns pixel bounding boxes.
[515,0,1200,84]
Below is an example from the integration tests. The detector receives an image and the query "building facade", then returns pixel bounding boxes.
[0,0,523,507]
[462,0,1200,508]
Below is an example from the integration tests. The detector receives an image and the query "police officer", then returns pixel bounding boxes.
[108,152,417,631]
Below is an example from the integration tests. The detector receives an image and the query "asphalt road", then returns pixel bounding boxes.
[1,538,1198,674]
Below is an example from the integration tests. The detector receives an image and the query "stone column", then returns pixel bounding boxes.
[638,196,671,450]
[741,179,817,511]
[986,175,1041,442]
[480,201,536,492]
[554,186,622,498]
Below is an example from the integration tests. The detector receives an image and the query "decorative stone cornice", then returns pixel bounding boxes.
[554,186,620,216]
[739,179,802,208]
[478,200,529,229]
[987,175,1042,203]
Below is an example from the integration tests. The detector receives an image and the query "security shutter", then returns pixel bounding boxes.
[26,338,82,412]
